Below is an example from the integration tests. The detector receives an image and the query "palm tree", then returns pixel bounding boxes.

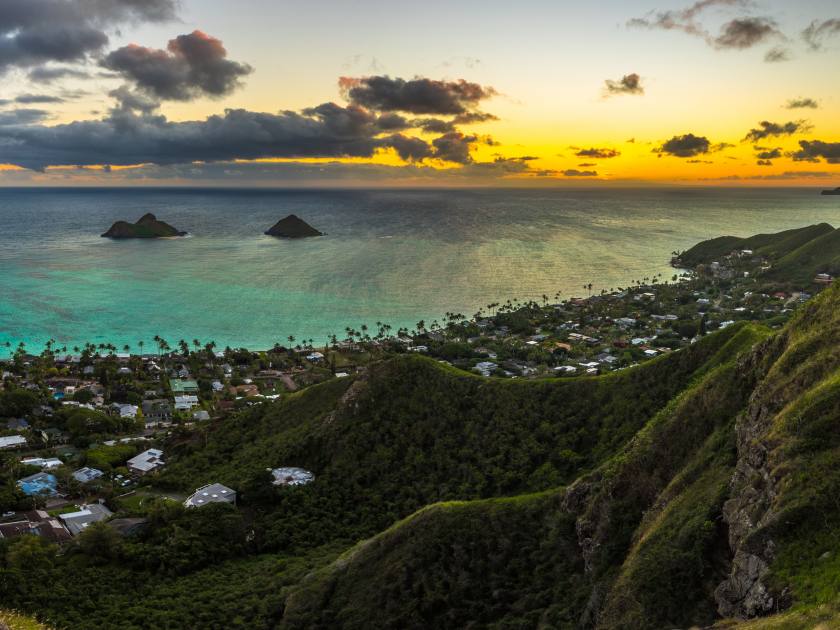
[137,340,144,355]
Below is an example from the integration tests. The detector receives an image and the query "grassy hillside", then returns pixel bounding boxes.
[0,610,51,630]
[678,223,835,268]
[157,322,757,553]
[280,282,840,629]
[766,226,840,285]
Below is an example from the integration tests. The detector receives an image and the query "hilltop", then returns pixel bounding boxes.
[675,223,840,287]
[264,214,324,238]
[101,213,187,238]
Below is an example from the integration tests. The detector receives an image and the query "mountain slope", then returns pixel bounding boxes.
[280,282,840,629]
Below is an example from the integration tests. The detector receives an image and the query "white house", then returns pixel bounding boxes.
[184,483,236,508]
[127,448,165,475]
[0,435,27,450]
[174,395,199,411]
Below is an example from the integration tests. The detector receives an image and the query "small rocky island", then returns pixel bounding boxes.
[821,187,840,196]
[264,214,324,238]
[101,213,187,238]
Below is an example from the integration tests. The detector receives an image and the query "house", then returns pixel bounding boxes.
[174,395,199,411]
[184,483,236,508]
[115,404,138,419]
[305,352,324,362]
[142,399,173,426]
[615,317,637,327]
[127,448,165,475]
[554,365,578,374]
[192,410,210,421]
[60,503,113,536]
[6,418,29,431]
[474,361,498,377]
[0,510,71,543]
[20,457,63,470]
[17,472,58,497]
[271,467,315,486]
[211,380,224,392]
[0,435,27,450]
[169,378,199,395]
[72,467,105,484]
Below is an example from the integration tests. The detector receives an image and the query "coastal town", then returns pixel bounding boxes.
[0,234,835,543]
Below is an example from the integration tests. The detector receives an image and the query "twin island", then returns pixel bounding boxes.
[101,213,324,239]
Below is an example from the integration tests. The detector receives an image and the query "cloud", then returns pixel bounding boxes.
[578,162,597,167]
[754,147,781,160]
[13,93,64,104]
[756,159,773,166]
[789,140,840,164]
[786,97,818,109]
[713,17,780,49]
[0,109,50,125]
[562,169,598,177]
[28,66,93,82]
[604,73,644,96]
[711,170,838,181]
[103,31,252,102]
[575,147,620,159]
[743,120,810,142]
[629,1,782,51]
[686,159,713,163]
[763,46,791,62]
[452,111,498,124]
[654,133,711,157]
[432,132,479,164]
[339,75,496,115]
[802,19,840,50]
[0,0,178,74]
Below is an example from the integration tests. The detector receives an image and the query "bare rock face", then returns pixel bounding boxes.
[713,335,790,619]
[102,213,187,238]
[264,214,324,238]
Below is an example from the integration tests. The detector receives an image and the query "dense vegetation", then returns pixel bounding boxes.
[2,282,840,628]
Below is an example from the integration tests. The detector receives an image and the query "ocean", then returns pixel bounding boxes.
[1,186,838,355]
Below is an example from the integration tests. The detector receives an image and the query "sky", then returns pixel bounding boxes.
[0,0,838,186]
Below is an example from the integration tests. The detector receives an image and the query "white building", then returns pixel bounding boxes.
[184,483,236,508]
[174,395,199,411]
[271,467,315,486]
[0,435,27,450]
[127,448,165,475]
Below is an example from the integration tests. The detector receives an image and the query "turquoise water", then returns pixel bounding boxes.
[1,187,838,354]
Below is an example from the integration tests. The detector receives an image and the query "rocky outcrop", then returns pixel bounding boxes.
[101,213,187,238]
[264,214,323,238]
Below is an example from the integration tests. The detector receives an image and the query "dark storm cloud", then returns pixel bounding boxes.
[790,140,840,164]
[786,98,818,109]
[713,17,780,49]
[13,93,64,104]
[604,73,644,96]
[103,31,252,101]
[0,109,50,125]
[743,120,809,142]
[339,76,496,115]
[802,19,840,50]
[562,169,598,177]
[763,47,790,62]
[0,0,178,74]
[654,133,711,157]
[575,147,620,159]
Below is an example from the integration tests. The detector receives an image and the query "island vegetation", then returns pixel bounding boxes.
[101,213,187,239]
[264,214,324,238]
